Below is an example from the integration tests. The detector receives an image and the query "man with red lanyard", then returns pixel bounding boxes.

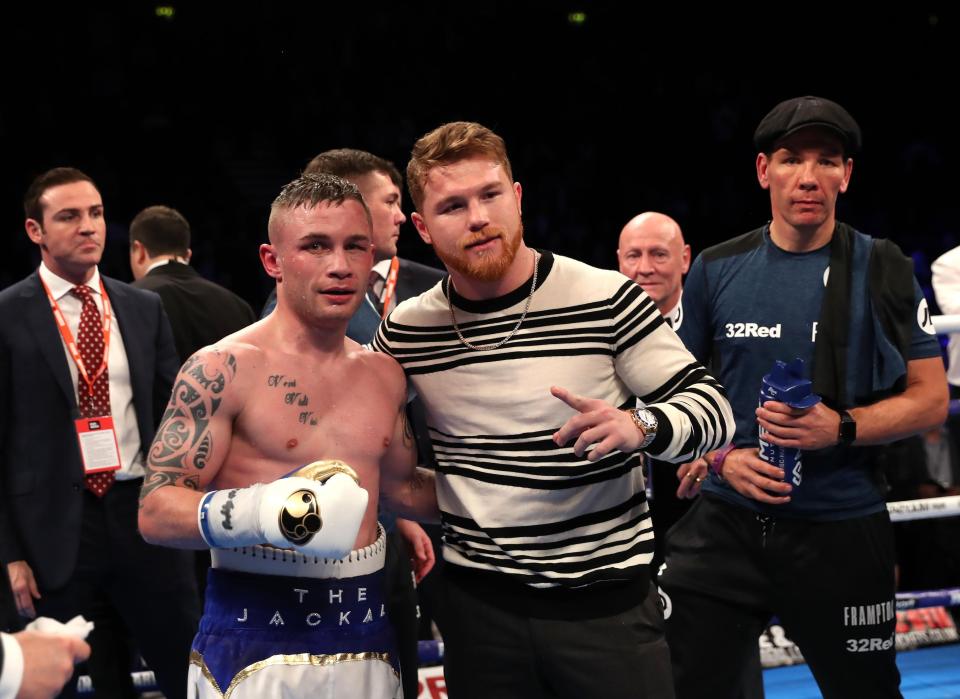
[0,167,199,699]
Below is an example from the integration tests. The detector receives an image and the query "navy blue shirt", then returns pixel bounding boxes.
[678,226,940,520]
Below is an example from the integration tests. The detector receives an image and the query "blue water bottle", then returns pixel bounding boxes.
[758,358,821,487]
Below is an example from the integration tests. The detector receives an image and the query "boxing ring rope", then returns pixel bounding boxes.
[888,495,960,521]
[933,315,960,335]
[897,588,960,611]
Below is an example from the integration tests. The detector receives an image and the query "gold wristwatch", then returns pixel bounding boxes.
[627,408,658,450]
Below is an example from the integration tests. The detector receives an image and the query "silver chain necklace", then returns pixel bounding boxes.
[447,250,540,351]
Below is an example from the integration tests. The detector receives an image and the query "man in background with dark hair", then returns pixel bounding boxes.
[130,205,256,363]
[0,168,198,699]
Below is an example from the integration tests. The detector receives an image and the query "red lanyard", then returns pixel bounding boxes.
[379,256,400,320]
[40,277,112,397]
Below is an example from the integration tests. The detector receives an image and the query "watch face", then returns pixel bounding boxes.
[635,409,657,447]
[840,413,856,443]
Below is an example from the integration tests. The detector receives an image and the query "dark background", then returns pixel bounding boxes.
[2,3,957,312]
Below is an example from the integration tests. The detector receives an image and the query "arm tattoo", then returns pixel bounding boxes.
[140,352,237,504]
[400,406,415,450]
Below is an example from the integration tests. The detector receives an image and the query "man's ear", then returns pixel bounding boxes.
[412,212,432,245]
[260,243,282,280]
[25,218,44,245]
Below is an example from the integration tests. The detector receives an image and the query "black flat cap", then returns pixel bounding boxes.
[753,96,862,155]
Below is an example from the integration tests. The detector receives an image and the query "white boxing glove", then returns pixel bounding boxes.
[197,460,369,560]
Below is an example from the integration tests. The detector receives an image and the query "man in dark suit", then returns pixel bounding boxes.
[129,205,257,609]
[129,205,256,363]
[305,150,444,332]
[0,168,199,699]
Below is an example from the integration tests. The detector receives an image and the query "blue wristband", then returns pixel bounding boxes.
[198,491,219,547]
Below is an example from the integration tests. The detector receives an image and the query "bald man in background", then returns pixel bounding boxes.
[617,212,690,330]
[617,212,693,570]
[618,213,765,698]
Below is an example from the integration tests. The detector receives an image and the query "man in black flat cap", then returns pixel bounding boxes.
[657,96,948,698]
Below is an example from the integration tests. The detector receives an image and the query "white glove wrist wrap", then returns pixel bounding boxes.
[197,466,368,560]
[198,484,266,549]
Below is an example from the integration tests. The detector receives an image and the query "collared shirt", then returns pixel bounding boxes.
[368,258,397,315]
[0,633,22,699]
[371,258,392,281]
[38,263,144,479]
[144,256,189,275]
[663,296,683,330]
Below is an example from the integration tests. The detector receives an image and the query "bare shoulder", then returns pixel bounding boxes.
[173,334,267,410]
[194,321,275,373]
[346,340,406,397]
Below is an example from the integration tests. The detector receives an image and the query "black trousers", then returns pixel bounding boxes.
[648,457,693,573]
[384,528,420,699]
[441,568,674,699]
[34,480,200,699]
[660,494,901,699]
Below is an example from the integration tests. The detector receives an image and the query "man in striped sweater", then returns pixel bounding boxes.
[372,122,734,699]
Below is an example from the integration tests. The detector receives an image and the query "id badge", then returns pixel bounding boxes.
[74,416,122,474]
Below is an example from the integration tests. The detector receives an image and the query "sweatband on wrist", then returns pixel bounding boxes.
[710,444,736,479]
[197,486,265,549]
[197,491,219,547]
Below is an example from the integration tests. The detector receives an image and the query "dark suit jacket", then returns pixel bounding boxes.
[0,271,179,590]
[132,261,256,363]
[0,560,19,633]
[0,560,21,686]
[346,258,445,342]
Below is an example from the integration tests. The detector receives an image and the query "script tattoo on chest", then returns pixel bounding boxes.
[266,374,319,426]
[139,352,237,505]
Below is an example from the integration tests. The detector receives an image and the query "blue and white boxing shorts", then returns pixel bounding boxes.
[188,526,401,698]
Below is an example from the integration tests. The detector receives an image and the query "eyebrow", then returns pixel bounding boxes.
[53,204,103,216]
[434,182,502,211]
[299,232,371,244]
[780,145,843,157]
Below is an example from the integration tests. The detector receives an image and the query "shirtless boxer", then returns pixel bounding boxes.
[138,173,437,699]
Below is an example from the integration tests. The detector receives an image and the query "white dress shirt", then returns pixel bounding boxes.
[663,296,683,330]
[0,632,23,699]
[369,257,398,315]
[144,256,189,275]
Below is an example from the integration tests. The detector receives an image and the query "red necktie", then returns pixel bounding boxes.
[71,285,114,497]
